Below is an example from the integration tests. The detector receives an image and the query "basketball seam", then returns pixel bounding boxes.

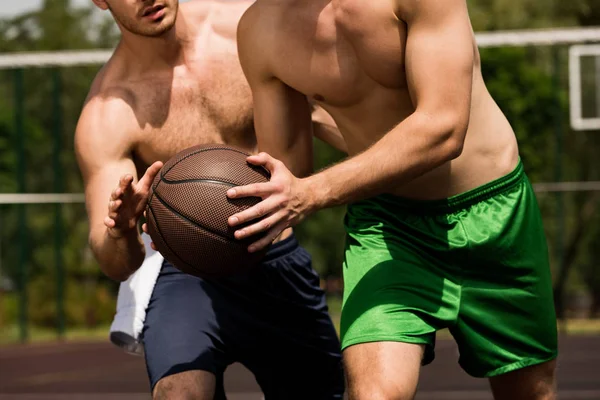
[160,178,238,186]
[160,146,270,180]
[152,189,236,241]
[147,206,198,272]
[147,186,156,208]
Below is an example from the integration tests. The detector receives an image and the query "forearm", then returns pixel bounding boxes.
[311,106,347,153]
[306,112,464,209]
[89,226,145,282]
[313,122,347,154]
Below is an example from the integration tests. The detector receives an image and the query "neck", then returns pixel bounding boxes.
[118,11,193,69]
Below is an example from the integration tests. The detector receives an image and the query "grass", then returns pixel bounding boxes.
[0,324,111,346]
[557,318,600,335]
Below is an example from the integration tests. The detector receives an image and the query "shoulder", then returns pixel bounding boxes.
[236,2,276,82]
[237,1,274,39]
[75,61,137,165]
[394,0,468,22]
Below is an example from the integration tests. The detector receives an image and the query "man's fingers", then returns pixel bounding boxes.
[110,187,123,200]
[226,181,280,200]
[247,222,288,253]
[107,208,118,220]
[228,196,282,227]
[138,161,163,191]
[142,223,148,234]
[120,174,134,187]
[119,174,135,194]
[109,199,122,212]
[104,216,116,228]
[150,242,157,251]
[234,210,284,239]
[246,152,280,173]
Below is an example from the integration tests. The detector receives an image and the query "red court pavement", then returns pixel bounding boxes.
[1,335,599,400]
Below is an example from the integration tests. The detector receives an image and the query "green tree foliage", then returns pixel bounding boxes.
[0,1,119,329]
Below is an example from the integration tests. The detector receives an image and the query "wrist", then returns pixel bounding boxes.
[300,175,328,214]
[105,225,138,241]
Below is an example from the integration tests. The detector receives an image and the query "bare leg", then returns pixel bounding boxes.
[153,370,217,400]
[489,360,557,400]
[344,341,425,400]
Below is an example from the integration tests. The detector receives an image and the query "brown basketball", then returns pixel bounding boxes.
[145,144,270,278]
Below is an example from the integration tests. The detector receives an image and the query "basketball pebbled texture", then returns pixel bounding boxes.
[145,144,270,278]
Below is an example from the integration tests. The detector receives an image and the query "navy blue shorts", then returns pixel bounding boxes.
[141,235,344,399]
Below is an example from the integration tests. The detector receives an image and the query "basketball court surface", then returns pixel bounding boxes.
[1,335,599,400]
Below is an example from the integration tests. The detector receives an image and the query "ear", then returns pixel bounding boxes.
[91,0,109,11]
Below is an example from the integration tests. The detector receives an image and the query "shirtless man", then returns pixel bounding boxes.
[75,0,345,398]
[226,0,558,398]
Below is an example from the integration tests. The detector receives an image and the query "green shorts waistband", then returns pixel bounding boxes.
[373,159,525,215]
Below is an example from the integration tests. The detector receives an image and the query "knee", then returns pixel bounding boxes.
[153,372,213,400]
[348,380,416,400]
[525,381,556,400]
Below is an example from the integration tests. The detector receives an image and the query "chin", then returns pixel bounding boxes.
[141,15,176,37]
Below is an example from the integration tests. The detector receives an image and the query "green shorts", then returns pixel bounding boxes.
[340,160,558,378]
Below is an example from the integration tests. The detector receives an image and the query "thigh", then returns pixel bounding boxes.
[489,359,557,400]
[344,341,424,400]
[142,261,232,392]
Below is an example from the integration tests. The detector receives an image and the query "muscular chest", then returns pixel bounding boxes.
[274,0,406,106]
[131,56,254,167]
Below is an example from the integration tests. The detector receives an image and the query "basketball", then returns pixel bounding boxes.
[145,144,270,278]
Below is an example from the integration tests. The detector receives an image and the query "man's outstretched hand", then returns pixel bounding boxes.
[105,161,163,239]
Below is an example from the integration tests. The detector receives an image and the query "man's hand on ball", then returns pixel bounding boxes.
[226,152,315,253]
[104,161,163,238]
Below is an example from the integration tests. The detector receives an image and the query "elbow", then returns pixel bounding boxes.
[106,270,132,283]
[444,133,465,161]
[436,114,468,162]
[101,261,133,283]
[99,258,132,282]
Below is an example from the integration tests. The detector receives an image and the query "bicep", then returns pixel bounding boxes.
[400,0,473,126]
[75,108,137,234]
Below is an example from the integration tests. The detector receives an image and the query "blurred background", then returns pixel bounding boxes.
[0,0,599,398]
